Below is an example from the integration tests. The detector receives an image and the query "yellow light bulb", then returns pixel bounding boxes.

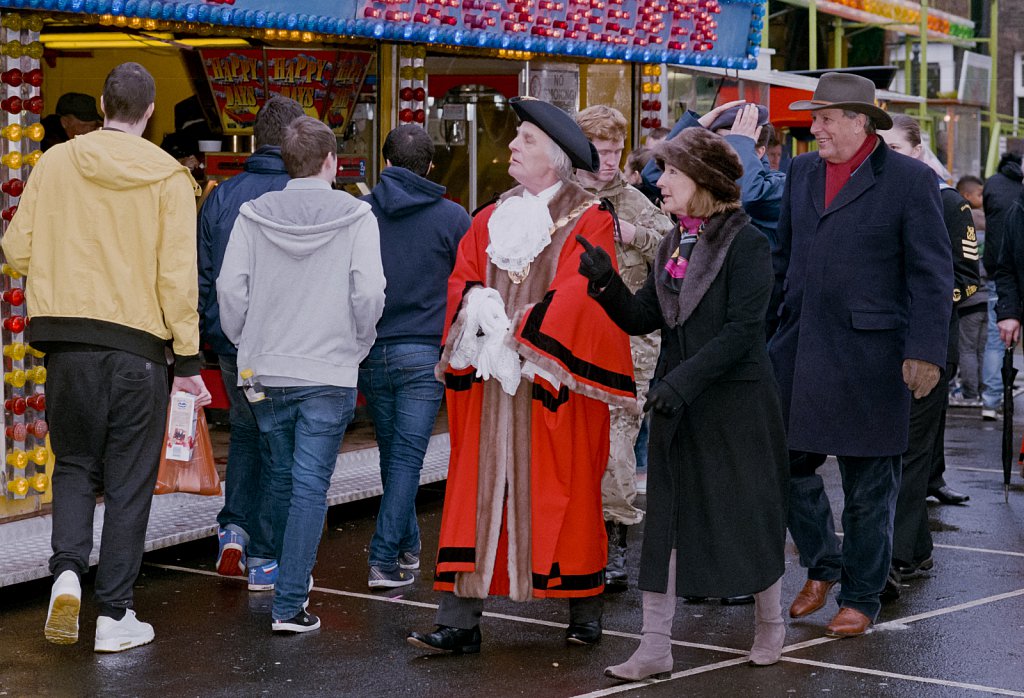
[7,477,28,496]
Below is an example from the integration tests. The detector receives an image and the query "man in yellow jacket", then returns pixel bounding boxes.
[2,62,210,653]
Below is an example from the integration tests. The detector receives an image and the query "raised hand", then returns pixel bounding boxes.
[576,234,615,288]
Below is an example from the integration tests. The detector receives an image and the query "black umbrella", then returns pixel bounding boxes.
[1002,346,1018,503]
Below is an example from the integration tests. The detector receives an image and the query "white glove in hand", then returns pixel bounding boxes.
[902,359,941,399]
[450,287,521,395]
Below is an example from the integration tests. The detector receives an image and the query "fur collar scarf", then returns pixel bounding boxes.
[655,207,751,328]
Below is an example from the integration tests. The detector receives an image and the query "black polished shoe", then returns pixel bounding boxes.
[894,556,934,579]
[566,620,602,645]
[407,625,481,654]
[719,595,754,606]
[927,486,969,505]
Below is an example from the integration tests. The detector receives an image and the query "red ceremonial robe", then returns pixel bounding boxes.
[433,181,636,602]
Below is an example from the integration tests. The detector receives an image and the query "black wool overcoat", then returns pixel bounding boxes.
[769,142,953,457]
[594,208,789,597]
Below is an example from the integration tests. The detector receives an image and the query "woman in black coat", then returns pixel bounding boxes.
[578,127,789,680]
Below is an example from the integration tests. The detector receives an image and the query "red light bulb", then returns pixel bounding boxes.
[2,206,17,222]
[414,109,426,124]
[2,97,23,114]
[2,179,23,197]
[3,288,24,305]
[6,397,26,415]
[27,393,45,411]
[29,419,47,438]
[399,86,414,102]
[4,315,25,333]
[413,87,426,102]
[1,69,22,86]
[25,96,43,114]
[24,69,42,87]
[399,108,414,123]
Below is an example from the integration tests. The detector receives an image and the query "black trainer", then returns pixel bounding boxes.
[272,610,320,633]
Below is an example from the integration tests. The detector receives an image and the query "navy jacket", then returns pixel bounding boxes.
[768,142,953,457]
[198,146,290,356]
[982,161,1023,273]
[993,189,1024,323]
[641,111,786,244]
[361,166,470,345]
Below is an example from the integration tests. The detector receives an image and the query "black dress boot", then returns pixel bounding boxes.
[407,625,482,654]
[604,521,629,593]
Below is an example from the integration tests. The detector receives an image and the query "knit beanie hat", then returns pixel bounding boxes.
[653,128,743,204]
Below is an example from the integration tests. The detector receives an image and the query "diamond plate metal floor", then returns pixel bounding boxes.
[0,433,450,588]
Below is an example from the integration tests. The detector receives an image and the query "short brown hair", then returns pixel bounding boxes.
[282,116,336,178]
[102,62,155,124]
[575,105,627,142]
[625,147,652,175]
[685,186,740,218]
[254,96,305,148]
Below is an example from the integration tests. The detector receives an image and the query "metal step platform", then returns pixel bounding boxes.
[0,433,450,587]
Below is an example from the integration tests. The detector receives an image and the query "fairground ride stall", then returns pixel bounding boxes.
[0,0,766,525]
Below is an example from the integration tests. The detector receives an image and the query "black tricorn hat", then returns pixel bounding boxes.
[510,96,599,172]
[788,72,893,130]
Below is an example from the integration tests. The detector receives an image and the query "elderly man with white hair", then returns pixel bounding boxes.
[407,97,636,655]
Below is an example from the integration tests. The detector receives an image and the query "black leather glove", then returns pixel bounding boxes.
[576,235,615,288]
[644,381,686,416]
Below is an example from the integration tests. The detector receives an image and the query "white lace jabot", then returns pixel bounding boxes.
[486,182,562,274]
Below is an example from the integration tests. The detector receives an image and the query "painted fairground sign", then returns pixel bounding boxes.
[201,48,372,133]
[3,0,768,68]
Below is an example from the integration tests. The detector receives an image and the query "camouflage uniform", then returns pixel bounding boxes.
[579,173,674,525]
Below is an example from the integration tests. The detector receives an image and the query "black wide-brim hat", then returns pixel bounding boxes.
[510,96,599,172]
[789,72,893,131]
[707,103,770,133]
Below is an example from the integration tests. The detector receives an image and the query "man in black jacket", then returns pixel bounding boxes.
[198,95,305,586]
[359,125,471,589]
[982,153,1024,419]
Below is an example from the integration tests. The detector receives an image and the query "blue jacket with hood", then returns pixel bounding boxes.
[361,166,471,346]
[198,145,290,356]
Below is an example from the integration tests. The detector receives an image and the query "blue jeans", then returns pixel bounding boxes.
[251,385,356,620]
[358,343,443,569]
[216,354,275,564]
[982,280,1004,410]
[787,452,901,621]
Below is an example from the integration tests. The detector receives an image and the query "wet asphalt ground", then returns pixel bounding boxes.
[1,406,1023,698]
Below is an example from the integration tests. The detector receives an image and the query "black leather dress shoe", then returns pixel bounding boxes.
[894,556,934,579]
[566,620,602,645]
[928,486,969,505]
[720,595,754,606]
[407,625,481,654]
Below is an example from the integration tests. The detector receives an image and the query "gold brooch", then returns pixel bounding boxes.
[508,264,531,284]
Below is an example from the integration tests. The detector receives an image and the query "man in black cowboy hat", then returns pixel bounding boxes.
[768,72,952,637]
[407,97,636,654]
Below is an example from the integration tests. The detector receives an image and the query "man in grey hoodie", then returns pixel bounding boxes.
[217,116,386,633]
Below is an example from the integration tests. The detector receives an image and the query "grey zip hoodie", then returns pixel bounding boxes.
[217,178,386,388]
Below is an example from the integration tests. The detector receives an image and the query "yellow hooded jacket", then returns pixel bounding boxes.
[2,129,202,375]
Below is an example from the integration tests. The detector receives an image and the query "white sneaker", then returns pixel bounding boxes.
[94,610,155,653]
[44,571,81,645]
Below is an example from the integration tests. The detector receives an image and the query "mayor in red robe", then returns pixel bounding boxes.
[408,97,636,655]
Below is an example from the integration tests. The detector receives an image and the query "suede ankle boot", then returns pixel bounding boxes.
[605,551,676,681]
[749,578,786,666]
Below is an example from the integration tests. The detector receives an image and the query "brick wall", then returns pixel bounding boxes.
[997,0,1023,115]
